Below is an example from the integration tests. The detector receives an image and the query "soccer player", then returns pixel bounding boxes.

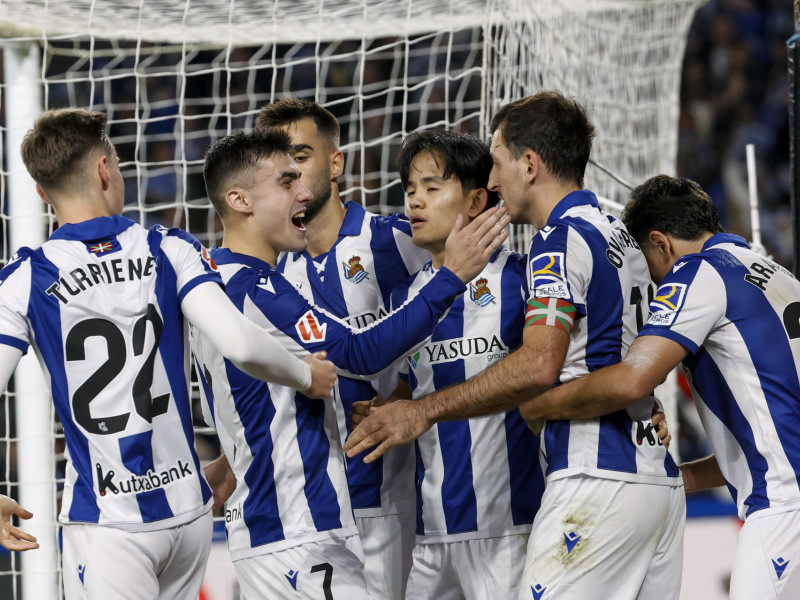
[0,109,336,599]
[0,494,38,551]
[194,128,508,599]
[345,92,685,599]
[523,174,800,599]
[387,129,543,598]
[256,99,430,599]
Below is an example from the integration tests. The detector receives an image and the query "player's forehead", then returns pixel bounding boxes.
[284,118,323,148]
[490,129,509,159]
[407,151,451,184]
[254,151,297,182]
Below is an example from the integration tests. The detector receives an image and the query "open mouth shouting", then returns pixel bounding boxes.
[291,208,306,231]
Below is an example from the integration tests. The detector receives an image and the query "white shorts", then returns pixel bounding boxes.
[730,508,800,600]
[405,533,530,600]
[519,475,685,600]
[233,535,372,600]
[62,510,212,600]
[356,511,415,600]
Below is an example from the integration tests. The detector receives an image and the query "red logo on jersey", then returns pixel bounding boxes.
[89,241,113,254]
[200,246,218,270]
[295,310,327,342]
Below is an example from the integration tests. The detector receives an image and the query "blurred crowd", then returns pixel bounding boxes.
[679,0,796,267]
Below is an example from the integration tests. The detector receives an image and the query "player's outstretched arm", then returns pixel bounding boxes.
[679,455,726,492]
[519,334,687,426]
[442,207,510,283]
[344,322,569,462]
[0,494,38,552]
[181,282,335,398]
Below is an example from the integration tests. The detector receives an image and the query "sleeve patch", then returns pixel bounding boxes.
[530,252,569,299]
[646,283,688,327]
[524,297,576,335]
[295,310,328,342]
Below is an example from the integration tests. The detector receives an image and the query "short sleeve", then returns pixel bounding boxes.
[0,256,33,353]
[638,258,724,354]
[526,223,591,316]
[157,228,223,302]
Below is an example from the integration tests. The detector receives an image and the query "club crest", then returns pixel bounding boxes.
[342,255,369,283]
[469,277,495,306]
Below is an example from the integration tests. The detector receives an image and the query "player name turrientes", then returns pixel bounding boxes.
[46,256,156,305]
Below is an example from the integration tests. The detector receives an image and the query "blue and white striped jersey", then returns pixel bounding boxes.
[640,233,800,519]
[193,248,465,560]
[276,201,430,516]
[0,215,220,531]
[392,249,544,542]
[530,191,681,485]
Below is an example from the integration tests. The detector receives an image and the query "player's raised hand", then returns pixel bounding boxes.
[303,351,336,398]
[344,399,432,463]
[443,207,510,283]
[0,495,38,552]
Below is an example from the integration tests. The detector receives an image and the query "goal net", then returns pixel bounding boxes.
[0,1,704,597]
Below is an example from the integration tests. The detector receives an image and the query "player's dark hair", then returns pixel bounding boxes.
[203,129,293,217]
[397,128,499,209]
[622,175,722,245]
[490,91,595,189]
[255,98,340,146]
[21,108,115,193]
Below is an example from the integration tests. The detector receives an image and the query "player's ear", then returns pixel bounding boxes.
[523,149,539,183]
[225,188,251,215]
[468,188,488,218]
[648,231,672,257]
[35,184,53,206]
[330,148,344,179]
[97,155,111,190]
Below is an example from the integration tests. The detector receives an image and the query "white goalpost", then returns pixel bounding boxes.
[0,1,705,597]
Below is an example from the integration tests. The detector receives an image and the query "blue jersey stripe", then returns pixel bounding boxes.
[195,357,215,427]
[120,431,173,522]
[295,395,342,531]
[504,411,542,525]
[148,230,212,508]
[597,411,638,473]
[27,252,101,522]
[414,440,426,535]
[370,217,412,309]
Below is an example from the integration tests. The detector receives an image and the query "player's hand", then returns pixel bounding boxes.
[442,207,510,283]
[349,397,385,430]
[343,399,431,463]
[204,455,236,514]
[0,495,38,552]
[303,351,336,399]
[651,400,671,449]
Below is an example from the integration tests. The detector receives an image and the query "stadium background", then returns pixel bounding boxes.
[0,0,794,598]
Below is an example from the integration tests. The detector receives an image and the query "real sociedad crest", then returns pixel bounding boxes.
[342,255,369,283]
[469,277,495,306]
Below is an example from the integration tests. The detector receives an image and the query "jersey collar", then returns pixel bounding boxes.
[546,189,599,225]
[290,200,366,261]
[210,247,275,273]
[702,232,749,251]
[48,214,136,242]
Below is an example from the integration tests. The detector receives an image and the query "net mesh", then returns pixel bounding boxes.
[0,1,704,597]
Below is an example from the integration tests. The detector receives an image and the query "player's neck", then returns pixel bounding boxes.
[221,228,278,268]
[534,181,581,229]
[304,195,346,258]
[50,194,120,227]
[430,246,446,270]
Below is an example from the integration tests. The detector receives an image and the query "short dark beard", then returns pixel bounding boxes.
[303,168,333,223]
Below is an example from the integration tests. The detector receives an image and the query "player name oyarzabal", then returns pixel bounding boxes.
[96,459,192,496]
[420,334,508,365]
[46,256,156,305]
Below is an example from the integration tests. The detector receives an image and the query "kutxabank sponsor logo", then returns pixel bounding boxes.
[96,460,193,496]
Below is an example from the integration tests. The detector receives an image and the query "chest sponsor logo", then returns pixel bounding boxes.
[411,334,508,367]
[646,283,687,327]
[344,307,387,330]
[469,277,496,307]
[342,255,369,283]
[295,310,327,342]
[530,252,569,299]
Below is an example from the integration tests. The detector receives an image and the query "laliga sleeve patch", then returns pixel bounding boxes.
[530,252,569,299]
[646,283,688,327]
[295,310,327,342]
[525,297,577,335]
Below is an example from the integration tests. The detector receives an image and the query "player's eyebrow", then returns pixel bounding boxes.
[277,170,301,183]
[418,175,445,183]
[292,143,313,153]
